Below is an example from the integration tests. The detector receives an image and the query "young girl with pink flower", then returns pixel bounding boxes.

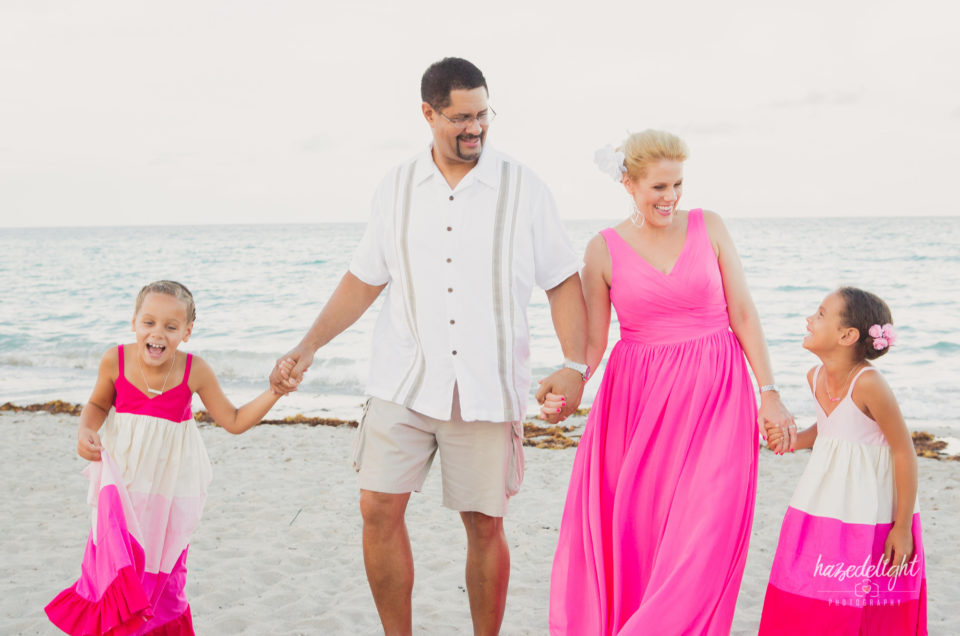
[759,287,927,634]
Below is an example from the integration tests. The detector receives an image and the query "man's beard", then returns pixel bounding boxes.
[456,131,484,160]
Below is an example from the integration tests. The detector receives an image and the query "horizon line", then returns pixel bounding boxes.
[4,214,960,231]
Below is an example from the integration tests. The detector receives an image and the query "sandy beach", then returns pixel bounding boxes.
[3,411,957,635]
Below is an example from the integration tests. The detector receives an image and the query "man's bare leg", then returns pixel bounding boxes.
[460,511,510,635]
[361,490,413,636]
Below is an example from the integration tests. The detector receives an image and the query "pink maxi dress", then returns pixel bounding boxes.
[46,345,212,635]
[550,210,759,634]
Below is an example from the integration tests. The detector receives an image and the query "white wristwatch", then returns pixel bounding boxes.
[562,358,590,381]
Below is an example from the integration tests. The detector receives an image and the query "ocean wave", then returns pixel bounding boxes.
[0,356,36,367]
[0,352,100,369]
[0,333,31,349]
[4,219,960,422]
[772,284,824,292]
[766,337,802,347]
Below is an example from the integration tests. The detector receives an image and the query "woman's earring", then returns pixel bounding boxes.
[630,200,645,228]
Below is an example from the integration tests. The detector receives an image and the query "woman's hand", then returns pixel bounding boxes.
[758,392,796,453]
[77,426,102,462]
[536,368,584,423]
[763,419,787,454]
[538,391,567,423]
[883,525,915,573]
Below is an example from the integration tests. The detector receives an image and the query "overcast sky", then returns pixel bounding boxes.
[2,0,958,227]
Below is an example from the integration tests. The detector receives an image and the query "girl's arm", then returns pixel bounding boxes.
[192,356,281,434]
[857,371,918,568]
[77,348,119,461]
[792,424,818,450]
[538,234,612,420]
[704,211,796,448]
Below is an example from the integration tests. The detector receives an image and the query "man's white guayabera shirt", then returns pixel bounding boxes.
[349,145,578,423]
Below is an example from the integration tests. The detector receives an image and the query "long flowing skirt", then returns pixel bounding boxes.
[549,330,759,635]
[46,440,207,635]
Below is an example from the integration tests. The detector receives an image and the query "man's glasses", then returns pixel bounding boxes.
[435,106,497,130]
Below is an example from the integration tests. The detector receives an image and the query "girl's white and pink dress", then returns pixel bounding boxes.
[759,366,927,635]
[46,345,212,636]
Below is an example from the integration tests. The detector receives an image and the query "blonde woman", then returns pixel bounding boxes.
[546,130,794,634]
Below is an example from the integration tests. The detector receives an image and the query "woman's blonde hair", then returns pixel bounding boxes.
[618,129,689,180]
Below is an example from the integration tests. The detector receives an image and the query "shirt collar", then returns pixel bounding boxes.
[414,143,502,191]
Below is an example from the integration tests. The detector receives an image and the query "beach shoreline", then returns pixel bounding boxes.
[4,400,958,460]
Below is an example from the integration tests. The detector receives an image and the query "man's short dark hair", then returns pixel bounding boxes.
[420,57,488,111]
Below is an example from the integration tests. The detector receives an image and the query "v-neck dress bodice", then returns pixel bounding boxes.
[605,209,730,345]
[812,366,888,445]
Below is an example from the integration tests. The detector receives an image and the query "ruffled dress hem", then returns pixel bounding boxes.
[45,565,152,636]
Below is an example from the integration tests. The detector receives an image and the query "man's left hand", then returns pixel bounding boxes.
[536,368,584,423]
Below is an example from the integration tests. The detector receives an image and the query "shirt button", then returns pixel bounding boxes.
[449,195,454,201]
[452,350,458,355]
[447,226,452,231]
[447,287,453,293]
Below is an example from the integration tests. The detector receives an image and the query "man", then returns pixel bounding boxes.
[270,57,587,635]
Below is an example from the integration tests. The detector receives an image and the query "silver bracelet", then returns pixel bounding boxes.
[562,358,589,381]
[759,384,780,394]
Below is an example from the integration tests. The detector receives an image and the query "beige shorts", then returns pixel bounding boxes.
[350,388,524,517]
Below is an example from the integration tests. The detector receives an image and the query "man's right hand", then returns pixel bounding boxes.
[269,343,316,395]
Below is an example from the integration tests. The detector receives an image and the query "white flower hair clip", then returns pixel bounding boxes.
[594,145,627,182]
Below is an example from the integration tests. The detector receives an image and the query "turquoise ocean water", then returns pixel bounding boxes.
[1,218,958,436]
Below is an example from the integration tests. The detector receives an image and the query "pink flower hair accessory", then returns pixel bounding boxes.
[868,323,896,350]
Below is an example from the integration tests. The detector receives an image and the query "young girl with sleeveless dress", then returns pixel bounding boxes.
[760,287,927,634]
[45,280,282,636]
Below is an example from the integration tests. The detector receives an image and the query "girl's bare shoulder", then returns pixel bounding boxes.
[99,345,122,379]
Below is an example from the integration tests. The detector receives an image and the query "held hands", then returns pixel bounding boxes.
[759,391,796,454]
[77,426,102,462]
[539,391,567,422]
[269,343,316,396]
[535,367,584,424]
[763,419,786,453]
[269,358,296,396]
